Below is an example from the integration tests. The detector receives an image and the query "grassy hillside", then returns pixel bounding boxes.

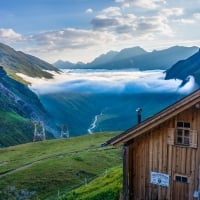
[59,166,122,200]
[0,109,34,147]
[0,132,122,199]
[0,42,59,80]
[0,66,56,146]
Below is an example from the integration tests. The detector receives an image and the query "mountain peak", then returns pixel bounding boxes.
[113,46,147,61]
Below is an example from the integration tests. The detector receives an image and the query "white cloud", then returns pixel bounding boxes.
[101,7,122,17]
[171,12,200,25]
[92,9,174,37]
[116,0,166,9]
[20,28,117,63]
[0,28,22,41]
[159,8,184,17]
[17,70,196,95]
[29,28,115,52]
[85,8,93,14]
[193,13,200,20]
[172,19,195,24]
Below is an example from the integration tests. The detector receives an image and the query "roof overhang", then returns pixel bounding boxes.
[106,89,200,146]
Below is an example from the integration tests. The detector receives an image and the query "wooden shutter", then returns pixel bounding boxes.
[189,130,198,148]
[187,176,193,184]
[168,128,175,145]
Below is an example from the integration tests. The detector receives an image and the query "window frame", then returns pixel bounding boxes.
[175,121,190,146]
[174,174,189,183]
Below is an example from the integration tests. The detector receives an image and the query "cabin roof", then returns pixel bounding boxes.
[106,89,200,146]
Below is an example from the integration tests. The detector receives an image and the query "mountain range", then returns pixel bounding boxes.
[54,46,199,70]
[0,42,200,147]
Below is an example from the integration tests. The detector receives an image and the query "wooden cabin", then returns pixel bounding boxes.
[106,89,200,200]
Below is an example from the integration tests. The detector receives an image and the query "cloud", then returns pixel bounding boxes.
[172,19,195,24]
[85,8,93,14]
[1,1,199,64]
[136,16,174,36]
[0,28,22,42]
[116,0,166,9]
[159,8,184,17]
[29,28,115,52]
[193,13,200,20]
[170,12,200,25]
[17,70,197,96]
[92,10,174,36]
[178,76,198,94]
[101,7,122,17]
[91,17,120,30]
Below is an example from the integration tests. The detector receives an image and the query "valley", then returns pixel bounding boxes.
[28,69,197,137]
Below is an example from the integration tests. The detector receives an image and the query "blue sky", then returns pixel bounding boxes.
[0,0,200,63]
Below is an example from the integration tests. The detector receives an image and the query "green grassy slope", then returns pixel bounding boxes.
[0,66,56,146]
[0,42,59,80]
[0,132,122,199]
[60,166,122,200]
[0,109,34,147]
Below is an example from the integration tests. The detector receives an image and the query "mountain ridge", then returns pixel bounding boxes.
[165,48,200,84]
[0,42,60,147]
[54,46,199,70]
[0,42,60,81]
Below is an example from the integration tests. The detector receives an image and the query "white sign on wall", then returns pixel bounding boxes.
[151,172,170,187]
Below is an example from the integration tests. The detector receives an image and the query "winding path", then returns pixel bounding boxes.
[0,146,116,178]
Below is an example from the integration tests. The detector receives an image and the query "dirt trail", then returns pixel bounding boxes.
[0,146,115,178]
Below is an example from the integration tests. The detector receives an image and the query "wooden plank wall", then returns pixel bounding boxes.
[126,106,200,200]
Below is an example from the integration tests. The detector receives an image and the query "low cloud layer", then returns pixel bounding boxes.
[18,69,198,96]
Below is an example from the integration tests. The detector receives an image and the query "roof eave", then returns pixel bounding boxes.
[107,89,200,146]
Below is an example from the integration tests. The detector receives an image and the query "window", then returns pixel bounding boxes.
[168,125,197,148]
[176,122,190,146]
[175,175,188,183]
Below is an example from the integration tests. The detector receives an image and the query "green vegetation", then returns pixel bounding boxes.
[0,42,59,81]
[0,66,55,147]
[60,166,122,200]
[0,132,122,199]
[0,109,34,147]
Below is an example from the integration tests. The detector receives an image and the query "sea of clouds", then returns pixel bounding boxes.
[17,69,198,95]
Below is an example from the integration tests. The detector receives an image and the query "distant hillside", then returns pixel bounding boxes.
[0,42,60,80]
[54,46,198,70]
[0,66,55,147]
[54,60,76,69]
[87,50,119,67]
[165,49,200,84]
